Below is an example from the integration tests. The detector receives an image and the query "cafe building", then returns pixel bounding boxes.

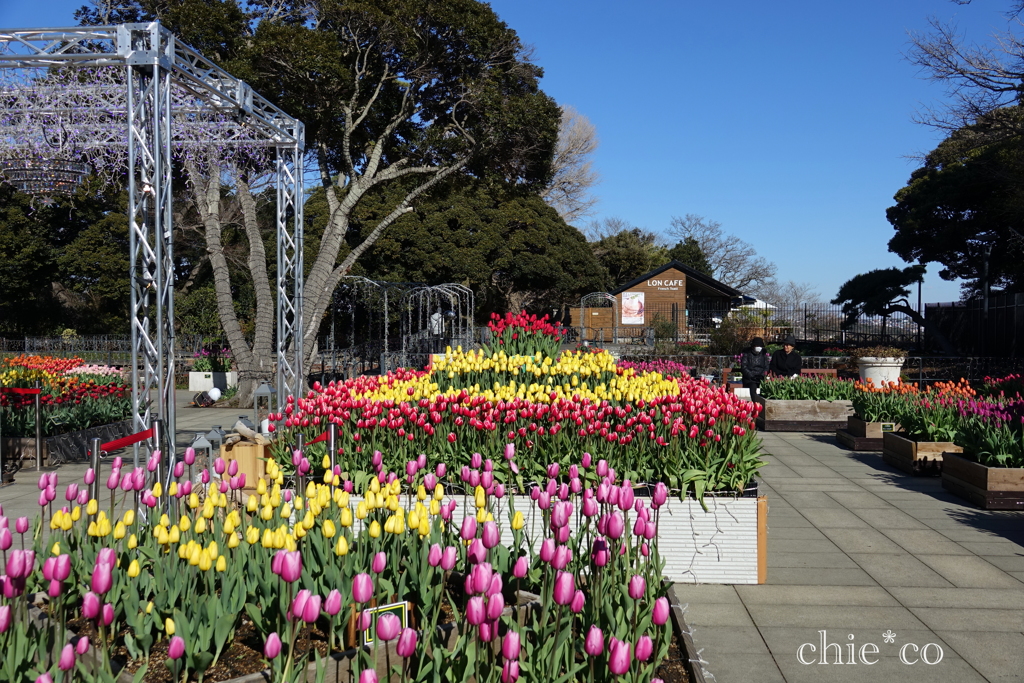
[571,260,741,343]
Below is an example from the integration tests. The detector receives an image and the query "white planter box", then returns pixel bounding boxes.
[337,492,766,585]
[188,371,238,392]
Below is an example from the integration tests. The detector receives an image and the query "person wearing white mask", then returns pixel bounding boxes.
[740,336,769,395]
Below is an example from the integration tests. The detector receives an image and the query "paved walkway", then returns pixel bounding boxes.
[682,432,1024,683]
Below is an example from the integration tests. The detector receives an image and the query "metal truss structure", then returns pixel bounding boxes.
[0,23,304,465]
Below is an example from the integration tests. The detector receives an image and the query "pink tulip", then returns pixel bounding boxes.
[537,492,551,510]
[105,470,120,490]
[539,538,555,563]
[75,637,90,655]
[582,497,598,518]
[43,557,56,581]
[628,575,646,600]
[466,596,486,625]
[101,603,114,626]
[173,462,185,478]
[291,589,311,620]
[214,458,226,475]
[502,630,521,660]
[472,563,493,595]
[35,674,53,683]
[280,551,302,582]
[0,605,10,633]
[181,481,193,496]
[556,525,570,544]
[633,517,646,537]
[553,571,575,606]
[65,484,79,501]
[352,573,373,603]
[479,619,496,642]
[652,597,670,625]
[636,635,653,662]
[91,563,113,595]
[358,610,372,631]
[48,580,62,598]
[146,453,159,473]
[550,502,569,528]
[487,593,505,620]
[38,491,49,507]
[513,555,528,578]
[441,546,457,571]
[228,460,239,476]
[302,594,322,623]
[77,491,89,506]
[467,539,486,564]
[0,529,10,551]
[552,545,571,570]
[581,452,592,468]
[38,474,48,490]
[58,643,76,670]
[264,632,282,659]
[608,637,632,675]
[372,552,386,574]
[271,550,285,576]
[396,627,417,657]
[501,660,520,683]
[596,459,609,477]
[376,612,400,641]
[84,468,96,485]
[606,512,624,540]
[184,447,196,466]
[428,544,442,567]
[481,522,500,549]
[168,635,185,660]
[619,484,635,511]
[570,589,585,614]
[494,483,505,498]
[585,625,604,656]
[460,516,477,541]
[359,670,378,683]
[6,550,25,578]
[201,470,211,484]
[487,574,503,597]
[653,482,668,507]
[324,589,342,617]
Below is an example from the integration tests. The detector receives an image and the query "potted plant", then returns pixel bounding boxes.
[188,346,238,392]
[942,398,1024,509]
[757,376,856,432]
[837,378,907,449]
[850,345,906,385]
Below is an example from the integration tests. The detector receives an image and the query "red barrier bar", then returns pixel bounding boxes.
[0,387,42,395]
[101,428,154,453]
[306,431,327,446]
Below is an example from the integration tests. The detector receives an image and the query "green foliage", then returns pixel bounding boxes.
[590,228,668,287]
[760,376,856,400]
[831,265,926,329]
[667,237,712,276]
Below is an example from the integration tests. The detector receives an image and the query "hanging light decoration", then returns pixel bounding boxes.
[0,157,92,195]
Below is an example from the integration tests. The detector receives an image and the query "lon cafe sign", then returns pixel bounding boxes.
[647,278,683,291]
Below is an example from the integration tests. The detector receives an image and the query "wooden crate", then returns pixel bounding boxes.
[220,442,267,490]
[941,452,1024,510]
[757,399,853,432]
[881,432,960,476]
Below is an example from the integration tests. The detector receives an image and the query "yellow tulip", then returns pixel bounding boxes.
[340,508,353,527]
[178,543,189,559]
[169,526,181,544]
[189,545,201,566]
[429,499,440,516]
[128,560,140,578]
[295,524,307,539]
[216,555,227,572]
[322,519,337,538]
[127,533,138,549]
[223,518,235,535]
[305,481,317,499]
[369,478,380,494]
[418,517,429,536]
[168,482,178,497]
[247,495,259,512]
[261,528,274,548]
[227,532,240,549]
[114,522,126,540]
[356,502,368,520]
[338,491,349,507]
[71,506,81,522]
[199,549,212,571]
[334,535,349,556]
[284,535,297,551]
[384,516,396,534]
[152,482,162,497]
[179,515,191,532]
[165,618,175,635]
[280,502,293,519]
[50,512,61,531]
[273,529,286,548]
[416,485,427,502]
[146,601,154,614]
[208,541,219,559]
[302,511,315,530]
[86,499,99,516]
[156,527,169,545]
[387,496,399,512]
[51,542,61,556]
[511,511,524,530]
[189,493,200,509]
[257,478,267,495]
[322,454,331,469]
[369,521,381,538]
[474,486,486,509]
[365,491,376,509]
[123,509,135,526]
[246,526,260,545]
[434,484,444,501]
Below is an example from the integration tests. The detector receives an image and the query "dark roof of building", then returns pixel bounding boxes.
[609,260,741,298]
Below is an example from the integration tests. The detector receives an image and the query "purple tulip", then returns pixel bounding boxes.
[279,551,302,582]
[264,632,282,659]
[168,635,185,660]
[570,589,585,614]
[628,575,646,600]
[372,552,386,574]
[466,596,486,625]
[75,636,90,655]
[58,643,76,671]
[482,521,500,549]
[460,516,477,541]
[441,546,457,571]
[428,544,442,567]
[608,637,632,675]
[0,605,10,633]
[376,612,400,641]
[325,589,342,617]
[352,573,373,603]
[302,594,322,623]
[585,625,604,655]
[396,627,417,657]
[636,635,653,662]
[359,670,378,683]
[553,571,575,606]
[502,630,521,660]
[91,562,113,595]
[652,596,670,626]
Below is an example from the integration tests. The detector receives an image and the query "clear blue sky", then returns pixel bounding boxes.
[1,0,1012,303]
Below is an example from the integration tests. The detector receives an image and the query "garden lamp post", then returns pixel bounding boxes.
[206,426,225,463]
[254,382,276,431]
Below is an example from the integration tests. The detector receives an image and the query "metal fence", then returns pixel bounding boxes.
[926,294,1024,357]
[0,335,227,366]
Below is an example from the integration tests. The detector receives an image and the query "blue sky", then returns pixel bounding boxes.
[1,0,1013,303]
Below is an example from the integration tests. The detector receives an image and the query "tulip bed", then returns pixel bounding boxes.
[0,357,132,439]
[270,349,764,500]
[1,440,687,683]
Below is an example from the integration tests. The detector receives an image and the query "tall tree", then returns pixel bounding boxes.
[666,237,712,276]
[588,221,668,286]
[541,105,600,224]
[80,0,561,402]
[666,214,776,292]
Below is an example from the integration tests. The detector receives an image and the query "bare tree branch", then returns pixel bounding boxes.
[541,105,600,224]
[666,214,777,293]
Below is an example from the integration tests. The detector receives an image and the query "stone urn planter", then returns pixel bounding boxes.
[882,432,961,476]
[756,398,854,432]
[857,357,905,385]
[836,416,899,451]
[941,452,1024,510]
[188,371,238,392]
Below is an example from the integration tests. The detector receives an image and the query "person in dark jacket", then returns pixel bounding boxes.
[770,334,802,378]
[739,337,769,395]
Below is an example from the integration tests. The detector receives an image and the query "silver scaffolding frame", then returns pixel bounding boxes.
[0,23,304,464]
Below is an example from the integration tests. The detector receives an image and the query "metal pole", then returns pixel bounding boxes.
[34,380,43,471]
[917,277,923,350]
[327,422,337,483]
[89,438,102,501]
[151,418,164,491]
[295,432,305,498]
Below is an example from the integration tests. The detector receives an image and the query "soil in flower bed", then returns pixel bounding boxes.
[653,627,690,683]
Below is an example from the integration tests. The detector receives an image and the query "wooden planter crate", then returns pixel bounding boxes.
[756,399,853,432]
[881,432,961,476]
[836,416,899,451]
[219,442,267,491]
[941,452,1024,510]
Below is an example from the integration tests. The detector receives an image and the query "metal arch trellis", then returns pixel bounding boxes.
[400,285,475,369]
[326,277,418,379]
[0,23,304,466]
[579,292,618,345]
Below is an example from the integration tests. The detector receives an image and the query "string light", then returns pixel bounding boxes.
[0,158,92,195]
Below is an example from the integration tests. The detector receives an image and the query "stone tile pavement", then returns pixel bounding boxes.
[679,432,1024,683]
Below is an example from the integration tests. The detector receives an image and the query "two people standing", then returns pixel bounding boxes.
[739,334,802,394]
